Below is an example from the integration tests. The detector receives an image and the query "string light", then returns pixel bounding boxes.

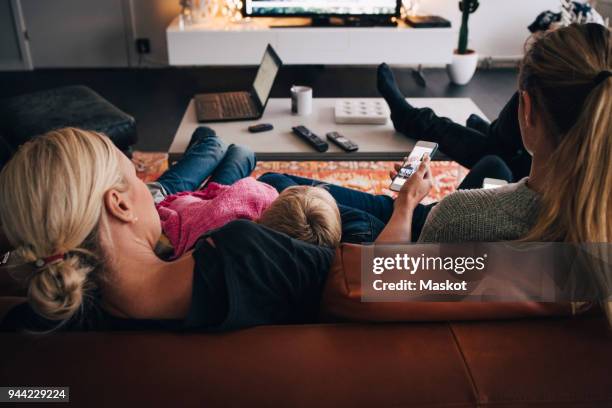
[221,0,244,22]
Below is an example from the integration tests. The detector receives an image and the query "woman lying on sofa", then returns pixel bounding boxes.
[0,127,342,332]
[262,23,612,323]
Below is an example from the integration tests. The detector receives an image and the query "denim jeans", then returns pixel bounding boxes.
[156,127,256,194]
[257,155,512,243]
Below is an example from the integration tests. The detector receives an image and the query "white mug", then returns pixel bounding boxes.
[291,85,313,116]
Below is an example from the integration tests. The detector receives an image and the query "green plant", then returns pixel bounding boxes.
[457,0,480,54]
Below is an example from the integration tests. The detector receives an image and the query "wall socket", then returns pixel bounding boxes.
[136,38,151,54]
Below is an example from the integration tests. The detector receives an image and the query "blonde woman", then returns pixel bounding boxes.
[411,23,611,320]
[416,23,611,242]
[0,128,334,331]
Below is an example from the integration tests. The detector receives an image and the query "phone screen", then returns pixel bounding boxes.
[390,144,436,190]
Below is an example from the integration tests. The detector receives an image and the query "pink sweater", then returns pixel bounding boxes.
[156,178,279,257]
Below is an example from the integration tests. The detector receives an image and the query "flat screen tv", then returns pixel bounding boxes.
[244,0,400,18]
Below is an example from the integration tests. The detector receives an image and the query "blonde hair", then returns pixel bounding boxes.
[259,186,342,248]
[0,128,125,322]
[519,24,612,323]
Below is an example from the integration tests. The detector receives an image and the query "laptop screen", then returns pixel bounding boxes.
[252,47,281,105]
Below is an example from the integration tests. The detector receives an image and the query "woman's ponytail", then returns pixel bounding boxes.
[519,24,612,325]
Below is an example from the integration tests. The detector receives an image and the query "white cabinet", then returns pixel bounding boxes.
[167,17,455,66]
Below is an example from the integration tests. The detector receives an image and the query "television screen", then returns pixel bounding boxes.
[244,0,399,17]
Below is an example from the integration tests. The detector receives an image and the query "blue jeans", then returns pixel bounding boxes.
[157,127,256,194]
[258,155,513,242]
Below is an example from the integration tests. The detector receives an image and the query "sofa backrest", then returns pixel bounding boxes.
[321,243,578,322]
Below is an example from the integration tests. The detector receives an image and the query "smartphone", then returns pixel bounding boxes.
[389,141,438,192]
[483,177,508,189]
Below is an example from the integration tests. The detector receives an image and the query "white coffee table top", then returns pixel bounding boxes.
[170,98,487,160]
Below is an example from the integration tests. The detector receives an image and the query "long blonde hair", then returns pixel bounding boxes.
[0,128,125,322]
[519,24,612,322]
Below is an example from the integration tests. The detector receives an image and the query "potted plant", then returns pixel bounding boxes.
[447,0,480,85]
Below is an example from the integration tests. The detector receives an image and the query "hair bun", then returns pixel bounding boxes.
[28,254,88,321]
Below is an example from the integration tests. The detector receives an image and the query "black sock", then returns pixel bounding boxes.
[377,63,414,132]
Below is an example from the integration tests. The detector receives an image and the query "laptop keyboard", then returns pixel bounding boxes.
[220,92,256,117]
[195,92,258,121]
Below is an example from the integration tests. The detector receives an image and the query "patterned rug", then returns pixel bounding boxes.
[132,152,468,204]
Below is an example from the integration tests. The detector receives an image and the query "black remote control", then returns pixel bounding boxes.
[326,132,359,152]
[248,123,274,133]
[292,126,329,152]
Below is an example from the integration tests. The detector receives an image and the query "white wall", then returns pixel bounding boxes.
[2,0,179,69]
[20,0,130,68]
[420,0,561,59]
[130,0,180,65]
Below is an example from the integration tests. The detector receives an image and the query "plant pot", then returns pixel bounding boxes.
[446,50,478,85]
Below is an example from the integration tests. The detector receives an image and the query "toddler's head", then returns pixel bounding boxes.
[259,186,341,248]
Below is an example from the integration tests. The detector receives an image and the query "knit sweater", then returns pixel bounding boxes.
[418,178,540,243]
[156,178,279,258]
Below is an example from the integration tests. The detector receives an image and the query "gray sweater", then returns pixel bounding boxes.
[418,178,540,243]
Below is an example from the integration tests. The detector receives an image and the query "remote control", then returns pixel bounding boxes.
[292,126,329,152]
[326,132,359,152]
[248,123,274,133]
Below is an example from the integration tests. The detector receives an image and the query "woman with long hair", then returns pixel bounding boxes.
[418,23,611,244]
[0,128,334,331]
[397,23,611,323]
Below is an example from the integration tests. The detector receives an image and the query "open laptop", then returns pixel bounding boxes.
[195,44,283,122]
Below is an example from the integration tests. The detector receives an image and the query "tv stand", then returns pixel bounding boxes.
[167,17,454,66]
[309,16,397,27]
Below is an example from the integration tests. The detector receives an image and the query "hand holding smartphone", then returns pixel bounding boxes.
[389,141,438,192]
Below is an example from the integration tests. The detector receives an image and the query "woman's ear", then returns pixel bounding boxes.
[104,188,136,224]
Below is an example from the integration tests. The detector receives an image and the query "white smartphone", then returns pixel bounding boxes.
[389,141,438,192]
[483,177,508,189]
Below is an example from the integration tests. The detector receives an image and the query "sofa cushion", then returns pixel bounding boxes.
[0,85,137,152]
[321,244,574,321]
[451,317,612,406]
[0,318,610,406]
[0,323,477,407]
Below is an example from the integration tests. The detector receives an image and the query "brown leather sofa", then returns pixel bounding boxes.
[1,252,612,407]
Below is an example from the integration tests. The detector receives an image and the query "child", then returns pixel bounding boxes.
[158,183,342,259]
[259,186,342,248]
[152,127,342,259]
[156,177,280,258]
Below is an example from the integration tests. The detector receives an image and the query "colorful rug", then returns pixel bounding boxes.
[251,161,468,204]
[132,152,468,204]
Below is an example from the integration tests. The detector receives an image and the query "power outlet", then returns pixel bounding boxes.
[136,38,151,54]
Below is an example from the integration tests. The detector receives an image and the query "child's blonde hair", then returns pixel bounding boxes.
[259,186,341,248]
